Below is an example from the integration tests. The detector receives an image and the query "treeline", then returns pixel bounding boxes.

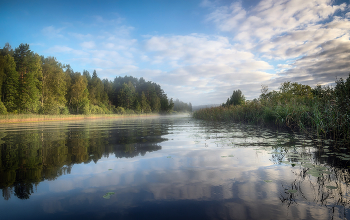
[0,43,175,115]
[193,74,350,144]
[173,99,192,112]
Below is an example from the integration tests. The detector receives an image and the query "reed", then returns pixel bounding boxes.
[193,75,350,145]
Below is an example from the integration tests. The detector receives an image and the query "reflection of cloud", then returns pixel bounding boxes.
[42,198,65,213]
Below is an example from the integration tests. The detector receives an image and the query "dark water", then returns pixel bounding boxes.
[0,115,349,220]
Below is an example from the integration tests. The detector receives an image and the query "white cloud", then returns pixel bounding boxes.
[41,26,65,38]
[69,33,93,40]
[202,0,350,99]
[144,34,255,66]
[140,34,275,104]
[80,41,96,49]
[38,3,350,105]
[46,45,89,56]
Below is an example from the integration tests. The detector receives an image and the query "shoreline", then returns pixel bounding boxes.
[0,113,160,124]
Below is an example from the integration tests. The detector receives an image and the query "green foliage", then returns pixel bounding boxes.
[1,54,19,112]
[223,89,245,106]
[194,76,350,143]
[140,91,151,113]
[41,56,67,112]
[0,101,7,114]
[334,74,350,115]
[133,99,141,114]
[0,43,174,116]
[89,105,105,114]
[14,44,42,113]
[115,106,126,114]
[118,82,136,109]
[69,74,89,114]
[59,106,69,115]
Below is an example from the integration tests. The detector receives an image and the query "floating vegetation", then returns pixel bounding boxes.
[167,156,172,158]
[264,180,273,183]
[326,186,338,189]
[103,192,115,199]
[306,166,331,177]
[303,163,314,168]
[108,169,113,171]
[287,189,297,193]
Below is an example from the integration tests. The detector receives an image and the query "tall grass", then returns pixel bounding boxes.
[193,75,350,144]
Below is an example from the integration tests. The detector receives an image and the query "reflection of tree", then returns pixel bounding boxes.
[0,118,169,200]
[13,182,34,200]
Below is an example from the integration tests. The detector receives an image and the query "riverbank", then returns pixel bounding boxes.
[0,113,160,124]
[193,76,350,145]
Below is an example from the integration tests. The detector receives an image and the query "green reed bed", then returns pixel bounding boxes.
[193,75,350,145]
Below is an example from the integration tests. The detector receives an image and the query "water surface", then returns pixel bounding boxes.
[0,115,349,219]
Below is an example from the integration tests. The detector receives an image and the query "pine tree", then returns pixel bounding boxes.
[140,91,151,113]
[2,55,19,112]
[118,82,136,109]
[14,44,42,113]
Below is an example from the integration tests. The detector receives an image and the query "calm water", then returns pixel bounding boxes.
[0,115,349,220]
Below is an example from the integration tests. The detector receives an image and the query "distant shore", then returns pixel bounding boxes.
[0,113,160,124]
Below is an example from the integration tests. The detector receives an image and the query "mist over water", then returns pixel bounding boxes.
[0,115,349,219]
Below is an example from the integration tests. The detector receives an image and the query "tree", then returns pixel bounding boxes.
[70,74,89,114]
[13,44,42,113]
[140,91,151,113]
[150,92,161,112]
[224,89,245,106]
[2,55,19,112]
[118,82,136,109]
[0,43,14,56]
[41,56,67,114]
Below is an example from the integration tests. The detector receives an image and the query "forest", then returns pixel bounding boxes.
[0,43,191,115]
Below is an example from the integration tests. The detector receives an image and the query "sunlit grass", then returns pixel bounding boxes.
[0,113,160,124]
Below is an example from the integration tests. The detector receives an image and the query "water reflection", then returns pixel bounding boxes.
[0,115,349,219]
[0,117,168,201]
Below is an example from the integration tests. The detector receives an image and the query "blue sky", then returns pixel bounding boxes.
[1,0,350,105]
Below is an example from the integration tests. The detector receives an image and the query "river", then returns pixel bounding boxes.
[0,115,349,219]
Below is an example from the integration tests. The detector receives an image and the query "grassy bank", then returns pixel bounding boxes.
[193,75,350,145]
[0,113,160,124]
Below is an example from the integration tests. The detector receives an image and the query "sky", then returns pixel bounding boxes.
[1,0,350,106]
